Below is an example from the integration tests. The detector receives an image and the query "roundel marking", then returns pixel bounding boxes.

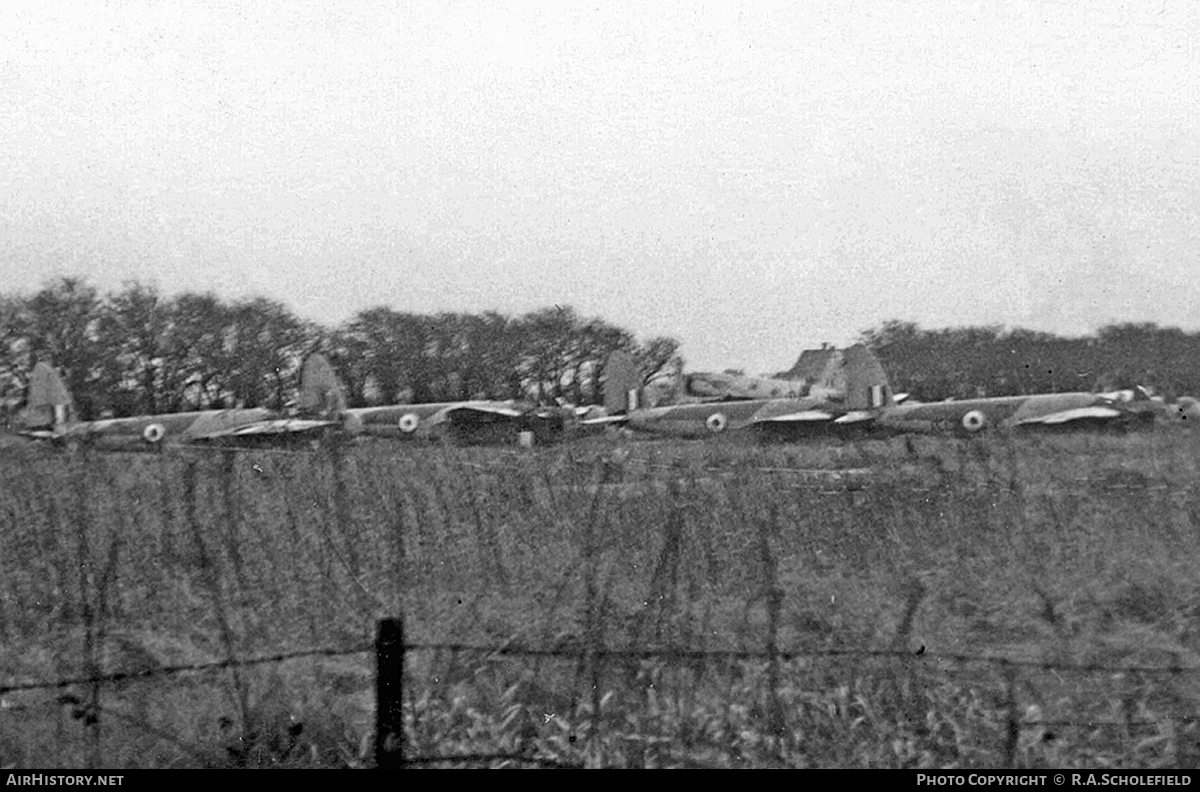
[142,423,166,444]
[705,412,729,433]
[961,410,987,433]
[398,413,421,434]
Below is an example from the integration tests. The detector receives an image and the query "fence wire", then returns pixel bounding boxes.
[4,434,1200,768]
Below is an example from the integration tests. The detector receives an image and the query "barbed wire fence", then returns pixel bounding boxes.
[6,619,1200,768]
[3,434,1200,768]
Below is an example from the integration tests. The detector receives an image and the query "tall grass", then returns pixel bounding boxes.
[3,428,1200,766]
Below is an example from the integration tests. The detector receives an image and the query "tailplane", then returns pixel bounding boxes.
[16,362,76,435]
[602,350,643,414]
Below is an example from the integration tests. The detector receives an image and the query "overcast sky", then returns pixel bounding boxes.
[1,0,1197,374]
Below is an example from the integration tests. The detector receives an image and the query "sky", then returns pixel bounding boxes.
[1,0,1197,375]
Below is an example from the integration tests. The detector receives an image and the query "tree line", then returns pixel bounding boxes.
[859,320,1200,402]
[4,278,1197,421]
[0,278,679,420]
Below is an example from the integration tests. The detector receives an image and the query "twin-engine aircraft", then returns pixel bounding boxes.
[874,388,1159,434]
[297,353,566,445]
[14,362,338,449]
[584,344,896,438]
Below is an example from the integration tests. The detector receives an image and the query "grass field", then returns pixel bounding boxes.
[3,427,1200,768]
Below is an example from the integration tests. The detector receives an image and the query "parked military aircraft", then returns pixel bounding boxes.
[14,362,338,448]
[584,344,896,439]
[298,354,566,445]
[874,387,1157,434]
[680,370,814,400]
[639,355,844,407]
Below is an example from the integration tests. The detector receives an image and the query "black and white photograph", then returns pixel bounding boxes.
[2,0,1199,772]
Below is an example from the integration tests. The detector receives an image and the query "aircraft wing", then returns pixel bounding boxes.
[443,403,525,419]
[192,418,339,438]
[578,414,631,426]
[433,403,528,432]
[1011,405,1125,426]
[751,410,836,423]
[752,408,881,428]
[832,410,878,424]
[17,429,64,440]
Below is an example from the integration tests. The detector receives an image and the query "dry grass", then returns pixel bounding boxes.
[3,427,1200,767]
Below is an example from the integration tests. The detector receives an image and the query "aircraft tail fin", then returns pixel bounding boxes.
[602,350,643,414]
[299,353,348,418]
[17,362,77,433]
[842,344,895,411]
[666,356,686,405]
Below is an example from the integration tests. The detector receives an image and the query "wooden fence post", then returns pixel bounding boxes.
[376,617,406,768]
[1003,660,1020,768]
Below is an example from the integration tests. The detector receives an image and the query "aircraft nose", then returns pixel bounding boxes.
[1175,397,1200,423]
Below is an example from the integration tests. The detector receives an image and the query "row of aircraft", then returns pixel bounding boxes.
[12,355,565,449]
[584,346,1194,438]
[9,345,1197,450]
